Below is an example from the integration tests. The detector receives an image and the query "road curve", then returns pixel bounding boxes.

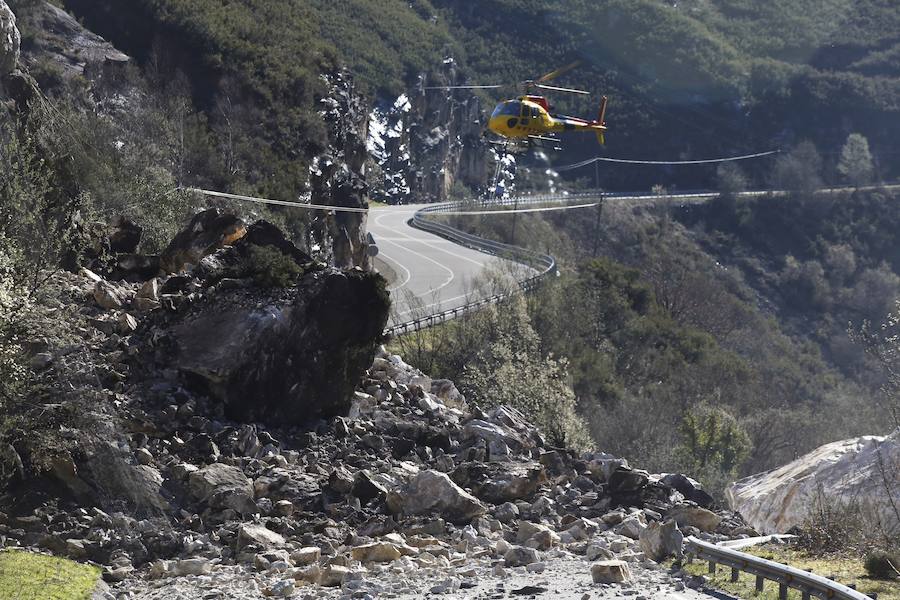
[371,183,900,328]
[368,204,529,326]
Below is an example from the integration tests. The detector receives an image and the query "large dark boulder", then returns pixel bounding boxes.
[149,267,389,425]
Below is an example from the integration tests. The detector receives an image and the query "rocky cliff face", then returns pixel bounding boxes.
[369,58,492,204]
[0,0,19,77]
[726,431,900,535]
[15,1,129,81]
[310,71,373,270]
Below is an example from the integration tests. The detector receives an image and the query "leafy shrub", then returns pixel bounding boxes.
[795,484,878,555]
[677,403,751,475]
[864,550,900,579]
[242,246,301,288]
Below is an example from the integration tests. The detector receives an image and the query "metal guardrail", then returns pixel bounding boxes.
[383,199,560,336]
[685,536,874,600]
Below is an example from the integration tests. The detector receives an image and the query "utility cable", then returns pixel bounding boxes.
[182,187,370,213]
[554,149,780,171]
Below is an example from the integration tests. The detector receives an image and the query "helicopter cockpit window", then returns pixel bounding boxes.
[492,102,521,118]
[530,107,539,118]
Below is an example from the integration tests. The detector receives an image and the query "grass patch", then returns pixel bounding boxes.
[0,550,101,600]
[680,543,900,600]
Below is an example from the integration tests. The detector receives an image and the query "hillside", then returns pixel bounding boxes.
[11,0,896,197]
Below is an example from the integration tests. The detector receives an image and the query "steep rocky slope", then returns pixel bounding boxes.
[0,212,754,599]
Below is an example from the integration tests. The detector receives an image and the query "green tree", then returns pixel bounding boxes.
[459,295,591,449]
[771,141,823,195]
[676,403,751,481]
[837,133,874,187]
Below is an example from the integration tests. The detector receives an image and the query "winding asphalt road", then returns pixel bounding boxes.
[368,204,527,326]
[371,184,900,328]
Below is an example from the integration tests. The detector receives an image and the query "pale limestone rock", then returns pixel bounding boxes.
[667,505,721,533]
[591,560,632,584]
[615,514,646,539]
[0,0,19,75]
[503,545,540,567]
[639,520,684,562]
[93,280,131,309]
[351,542,403,563]
[173,558,212,576]
[319,564,349,587]
[386,470,485,524]
[236,523,285,550]
[726,431,900,534]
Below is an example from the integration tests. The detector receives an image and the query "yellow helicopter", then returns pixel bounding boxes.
[426,62,608,150]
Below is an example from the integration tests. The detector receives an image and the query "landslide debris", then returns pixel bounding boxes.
[0,209,751,598]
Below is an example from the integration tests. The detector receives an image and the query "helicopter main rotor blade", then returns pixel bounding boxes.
[423,84,505,90]
[536,61,581,84]
[535,83,591,95]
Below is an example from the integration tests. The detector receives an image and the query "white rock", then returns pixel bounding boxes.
[269,579,294,597]
[503,546,540,567]
[138,278,160,301]
[586,544,615,561]
[615,515,646,540]
[727,431,900,534]
[639,520,683,561]
[386,470,486,524]
[273,500,294,516]
[93,280,132,309]
[525,561,546,573]
[320,564,349,587]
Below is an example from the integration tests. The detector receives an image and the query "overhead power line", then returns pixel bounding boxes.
[183,188,370,213]
[554,150,780,171]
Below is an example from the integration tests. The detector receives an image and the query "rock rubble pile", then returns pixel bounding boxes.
[1,211,755,598]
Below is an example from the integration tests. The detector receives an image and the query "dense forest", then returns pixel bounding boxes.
[14,0,899,193]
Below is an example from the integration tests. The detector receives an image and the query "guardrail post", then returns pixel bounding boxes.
[756,575,765,592]
[708,561,716,575]
[730,567,739,583]
[802,591,811,600]
[779,582,788,599]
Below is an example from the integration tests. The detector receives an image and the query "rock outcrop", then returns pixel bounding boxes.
[369,58,492,204]
[14,1,129,81]
[310,70,372,270]
[726,430,900,534]
[160,209,247,274]
[0,0,19,76]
